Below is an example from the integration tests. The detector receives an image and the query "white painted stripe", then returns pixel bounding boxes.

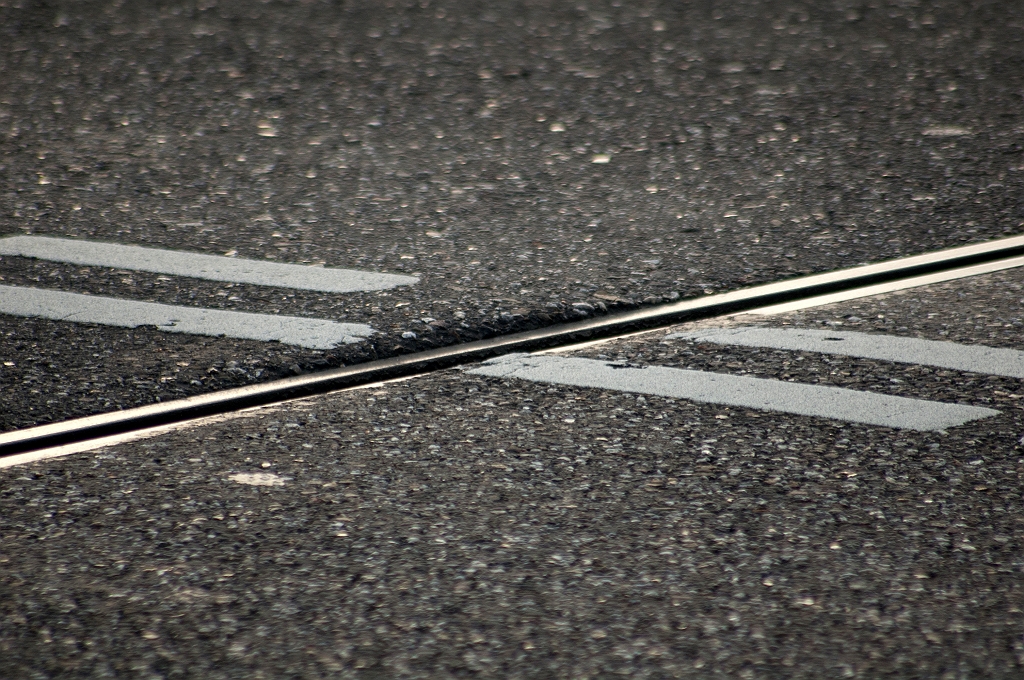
[0,285,373,349]
[665,327,1024,379]
[737,255,1024,315]
[466,354,998,431]
[0,235,418,293]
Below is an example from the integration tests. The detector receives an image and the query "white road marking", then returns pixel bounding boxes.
[466,354,998,431]
[922,126,972,137]
[0,285,373,349]
[665,327,1024,379]
[0,235,417,293]
[229,472,287,486]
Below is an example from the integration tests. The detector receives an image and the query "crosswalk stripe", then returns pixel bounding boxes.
[0,285,374,349]
[0,235,418,293]
[665,327,1024,379]
[466,354,999,431]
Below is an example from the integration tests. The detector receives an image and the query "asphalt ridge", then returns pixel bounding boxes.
[2,0,1023,429]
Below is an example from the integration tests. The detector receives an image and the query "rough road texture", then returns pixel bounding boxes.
[2,364,1023,678]
[3,270,1024,678]
[2,0,1024,429]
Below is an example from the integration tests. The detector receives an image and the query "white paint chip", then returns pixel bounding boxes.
[466,354,998,431]
[0,235,418,293]
[665,327,1024,379]
[229,472,286,486]
[921,126,972,137]
[0,285,373,349]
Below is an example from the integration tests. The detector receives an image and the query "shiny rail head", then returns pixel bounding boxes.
[3,234,1023,461]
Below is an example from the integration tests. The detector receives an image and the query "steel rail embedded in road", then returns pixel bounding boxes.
[3,234,1024,458]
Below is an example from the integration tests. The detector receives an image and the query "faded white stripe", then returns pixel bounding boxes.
[0,285,373,349]
[666,327,1024,379]
[0,235,417,293]
[466,354,998,431]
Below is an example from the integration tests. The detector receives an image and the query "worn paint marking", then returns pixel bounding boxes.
[666,327,1024,379]
[0,285,373,349]
[0,235,417,293]
[466,354,998,431]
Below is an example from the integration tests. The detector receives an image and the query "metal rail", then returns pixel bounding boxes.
[3,234,1024,457]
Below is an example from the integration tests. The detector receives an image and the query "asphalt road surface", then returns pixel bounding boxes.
[3,0,1024,430]
[3,266,1023,678]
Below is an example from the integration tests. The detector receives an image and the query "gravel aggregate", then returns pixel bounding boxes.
[3,271,1023,678]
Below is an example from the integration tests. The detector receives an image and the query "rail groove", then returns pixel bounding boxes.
[3,234,1024,458]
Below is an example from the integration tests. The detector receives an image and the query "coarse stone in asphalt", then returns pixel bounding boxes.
[3,0,1024,429]
[2,269,1023,678]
